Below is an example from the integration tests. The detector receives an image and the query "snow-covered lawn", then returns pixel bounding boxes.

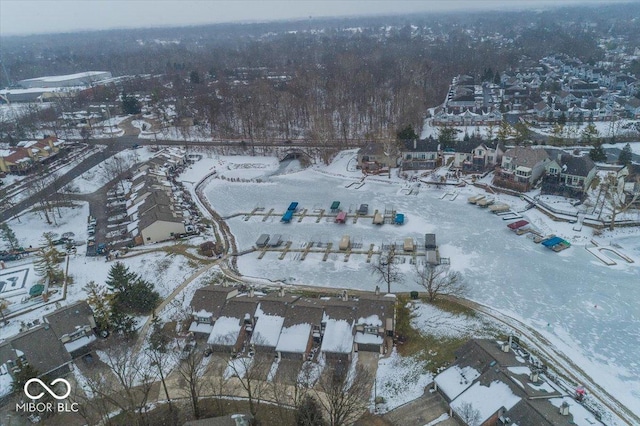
[196,150,640,417]
[373,349,432,412]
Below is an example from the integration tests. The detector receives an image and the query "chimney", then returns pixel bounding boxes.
[529,371,539,383]
[375,285,380,296]
[501,342,510,353]
[559,401,570,416]
[222,280,227,287]
[342,290,348,302]
[413,139,417,150]
[249,287,255,298]
[279,286,285,297]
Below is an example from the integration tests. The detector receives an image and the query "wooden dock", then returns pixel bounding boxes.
[279,241,292,260]
[297,208,307,222]
[323,243,333,261]
[262,208,274,222]
[300,242,314,261]
[316,209,325,223]
[366,244,375,263]
[343,248,352,262]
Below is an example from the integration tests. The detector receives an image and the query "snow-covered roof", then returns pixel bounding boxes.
[356,314,381,326]
[320,319,354,354]
[207,316,241,345]
[275,323,311,353]
[64,335,96,353]
[450,380,521,424]
[548,397,604,426]
[434,365,481,400]
[251,303,285,347]
[188,322,214,335]
[354,332,383,345]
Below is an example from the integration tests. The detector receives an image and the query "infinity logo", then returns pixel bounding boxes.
[24,378,72,400]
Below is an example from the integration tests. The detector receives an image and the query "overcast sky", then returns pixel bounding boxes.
[0,0,626,37]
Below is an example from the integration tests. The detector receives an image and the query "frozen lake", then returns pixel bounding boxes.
[204,159,640,416]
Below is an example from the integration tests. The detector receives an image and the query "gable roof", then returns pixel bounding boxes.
[189,285,238,318]
[44,301,94,339]
[503,147,549,167]
[559,154,596,177]
[9,325,71,375]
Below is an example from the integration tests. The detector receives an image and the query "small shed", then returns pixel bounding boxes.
[288,202,299,211]
[425,233,436,250]
[268,234,282,247]
[335,211,347,223]
[394,213,405,225]
[358,204,369,215]
[339,235,351,251]
[256,234,270,247]
[281,210,294,223]
[330,201,341,211]
[403,238,415,252]
[373,213,384,225]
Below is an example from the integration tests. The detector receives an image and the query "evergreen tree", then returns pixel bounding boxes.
[589,142,607,162]
[437,125,456,149]
[34,232,64,285]
[106,262,160,315]
[396,125,418,141]
[618,143,633,166]
[493,71,501,85]
[581,123,599,145]
[0,223,19,251]
[11,359,40,394]
[121,92,142,115]
[189,70,201,84]
[110,309,136,336]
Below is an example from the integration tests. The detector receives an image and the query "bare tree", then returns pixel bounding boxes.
[414,263,466,302]
[370,249,404,294]
[314,361,372,426]
[224,350,272,417]
[85,342,158,426]
[146,320,174,414]
[456,401,482,426]
[175,344,208,419]
[600,169,640,230]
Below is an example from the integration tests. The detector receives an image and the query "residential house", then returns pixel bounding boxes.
[434,339,602,426]
[353,293,395,354]
[188,284,239,335]
[319,294,358,362]
[250,295,298,355]
[136,190,186,244]
[0,148,34,174]
[494,147,550,191]
[0,325,72,380]
[276,297,324,360]
[207,294,259,354]
[44,301,97,357]
[542,153,597,199]
[356,142,397,172]
[400,139,440,170]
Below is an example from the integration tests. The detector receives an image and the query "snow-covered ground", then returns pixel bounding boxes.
[195,150,640,418]
[420,117,640,141]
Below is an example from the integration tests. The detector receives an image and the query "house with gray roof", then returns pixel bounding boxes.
[276,296,324,360]
[2,325,71,379]
[319,294,358,362]
[356,142,398,172]
[207,294,259,354]
[44,301,97,356]
[434,339,602,426]
[353,293,396,354]
[542,153,597,199]
[400,139,441,170]
[494,147,550,191]
[250,294,298,354]
[188,284,239,335]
